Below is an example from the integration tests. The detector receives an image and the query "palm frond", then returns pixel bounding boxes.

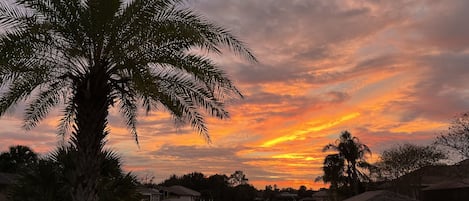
[23,80,69,130]
[110,79,140,145]
[130,67,213,141]
[0,74,43,115]
[154,72,211,140]
[157,7,257,61]
[163,67,230,116]
[152,53,242,99]
[0,1,33,31]
[119,98,139,145]
[114,2,256,63]
[57,97,76,137]
[323,144,338,152]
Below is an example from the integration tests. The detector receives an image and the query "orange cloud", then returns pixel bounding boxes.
[262,112,360,147]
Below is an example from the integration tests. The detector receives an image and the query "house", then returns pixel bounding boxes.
[298,197,314,201]
[311,190,328,201]
[275,192,297,201]
[421,178,469,201]
[342,190,417,201]
[138,187,161,201]
[377,159,469,201]
[160,185,201,201]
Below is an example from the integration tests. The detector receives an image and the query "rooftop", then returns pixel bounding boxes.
[343,190,417,201]
[163,185,201,197]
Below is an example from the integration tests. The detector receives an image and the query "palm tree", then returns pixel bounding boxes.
[323,131,371,195]
[0,1,256,201]
[315,154,346,201]
[316,154,346,189]
[10,147,141,201]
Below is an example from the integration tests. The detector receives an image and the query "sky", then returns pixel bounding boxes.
[1,0,469,190]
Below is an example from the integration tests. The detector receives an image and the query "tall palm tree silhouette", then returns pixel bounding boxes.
[323,131,371,195]
[0,1,256,201]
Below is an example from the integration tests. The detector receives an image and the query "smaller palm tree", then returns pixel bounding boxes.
[317,154,346,189]
[323,131,371,195]
[9,147,140,201]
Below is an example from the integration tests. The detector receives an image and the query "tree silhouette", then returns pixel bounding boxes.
[435,112,469,159]
[0,1,255,201]
[231,184,257,201]
[375,143,447,180]
[205,174,230,201]
[9,147,140,201]
[159,172,256,201]
[160,172,208,192]
[297,185,308,197]
[228,170,249,186]
[323,131,371,195]
[316,154,346,189]
[315,154,346,201]
[0,145,38,173]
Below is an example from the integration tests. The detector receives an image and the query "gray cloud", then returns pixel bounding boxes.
[150,144,240,160]
[352,127,441,154]
[123,144,287,184]
[405,0,469,51]
[384,52,469,122]
[189,0,405,86]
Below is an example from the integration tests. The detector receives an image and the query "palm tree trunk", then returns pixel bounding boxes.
[346,162,353,189]
[71,64,111,201]
[351,161,359,195]
[331,181,338,201]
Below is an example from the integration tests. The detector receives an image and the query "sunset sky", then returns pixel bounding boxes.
[1,0,469,190]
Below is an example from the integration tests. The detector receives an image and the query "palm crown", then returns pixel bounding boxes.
[0,0,255,140]
[323,131,371,195]
[0,1,255,200]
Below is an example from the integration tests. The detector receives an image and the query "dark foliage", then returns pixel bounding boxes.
[0,145,38,173]
[228,170,249,186]
[8,147,141,201]
[435,112,469,159]
[374,143,447,180]
[159,171,257,201]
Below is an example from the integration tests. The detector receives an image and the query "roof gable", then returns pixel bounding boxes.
[165,185,201,196]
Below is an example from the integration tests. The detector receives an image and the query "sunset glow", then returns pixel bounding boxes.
[1,0,469,191]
